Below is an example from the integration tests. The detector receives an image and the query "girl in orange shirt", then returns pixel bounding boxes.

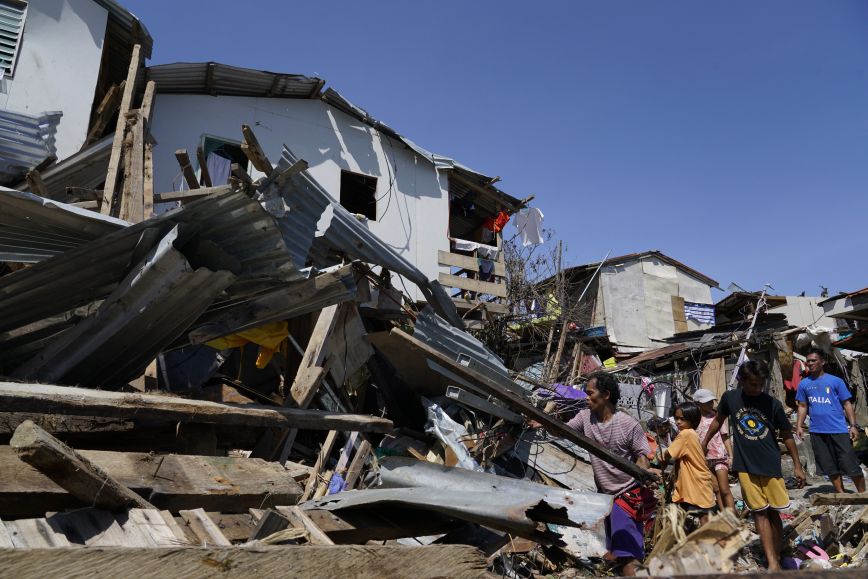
[664,401,716,524]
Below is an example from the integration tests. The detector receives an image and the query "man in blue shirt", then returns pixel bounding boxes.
[795,348,865,493]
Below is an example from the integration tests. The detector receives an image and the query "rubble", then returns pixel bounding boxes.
[0,24,867,579]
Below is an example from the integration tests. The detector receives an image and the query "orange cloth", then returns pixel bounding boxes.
[483,211,510,233]
[668,428,715,508]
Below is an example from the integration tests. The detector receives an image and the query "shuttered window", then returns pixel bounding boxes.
[0,1,26,76]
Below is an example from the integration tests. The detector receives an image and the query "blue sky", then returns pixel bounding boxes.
[125,1,868,297]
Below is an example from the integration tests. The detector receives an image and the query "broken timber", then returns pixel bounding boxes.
[0,545,490,579]
[0,382,393,434]
[10,420,155,512]
[390,328,655,483]
[0,445,302,517]
[811,492,868,506]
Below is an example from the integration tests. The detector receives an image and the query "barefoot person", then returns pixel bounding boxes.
[701,361,805,571]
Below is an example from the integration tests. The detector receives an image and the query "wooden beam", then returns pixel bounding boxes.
[0,382,393,434]
[451,299,509,315]
[179,508,232,546]
[276,506,336,545]
[140,80,156,129]
[154,184,232,204]
[0,545,490,578]
[811,492,868,506]
[143,138,154,218]
[101,44,142,214]
[196,144,212,187]
[309,79,326,99]
[205,62,216,95]
[241,124,274,174]
[389,329,656,483]
[448,170,520,212]
[69,200,99,210]
[118,111,145,223]
[10,420,154,511]
[231,162,253,185]
[25,169,50,198]
[343,439,372,489]
[83,81,124,148]
[290,304,341,407]
[174,148,200,190]
[438,273,507,298]
[275,159,309,187]
[0,445,303,517]
[438,250,505,276]
[301,430,339,502]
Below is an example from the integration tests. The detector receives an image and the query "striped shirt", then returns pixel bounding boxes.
[566,409,651,495]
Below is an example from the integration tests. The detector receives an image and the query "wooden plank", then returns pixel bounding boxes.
[101,44,142,214]
[231,162,253,185]
[811,492,868,506]
[154,184,232,204]
[5,518,72,548]
[326,304,373,388]
[451,298,509,315]
[343,440,372,490]
[290,305,340,407]
[390,329,656,484]
[241,124,274,174]
[671,295,688,333]
[70,200,99,210]
[25,169,50,198]
[0,545,490,578]
[50,508,129,547]
[0,518,13,548]
[249,509,290,541]
[276,506,336,545]
[438,273,507,298]
[83,81,124,148]
[174,149,200,190]
[301,430,339,502]
[0,382,393,434]
[438,250,505,276]
[196,145,212,187]
[119,111,145,223]
[275,159,308,186]
[140,80,156,129]
[179,508,232,546]
[10,420,154,511]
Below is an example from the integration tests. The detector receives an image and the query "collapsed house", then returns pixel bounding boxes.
[1,2,868,577]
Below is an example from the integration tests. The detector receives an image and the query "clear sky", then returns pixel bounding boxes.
[125,0,868,298]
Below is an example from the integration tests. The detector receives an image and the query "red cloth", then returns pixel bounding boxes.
[483,211,510,233]
[784,360,806,392]
[615,485,657,523]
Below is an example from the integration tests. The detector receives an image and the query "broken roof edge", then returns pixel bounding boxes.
[147,61,524,210]
[560,250,720,289]
[96,0,154,57]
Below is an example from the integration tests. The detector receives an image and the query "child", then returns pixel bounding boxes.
[693,388,735,512]
[646,416,674,470]
[664,401,716,523]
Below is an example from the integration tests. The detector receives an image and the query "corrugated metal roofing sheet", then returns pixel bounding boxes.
[0,186,127,262]
[148,63,322,99]
[16,135,114,201]
[0,110,62,184]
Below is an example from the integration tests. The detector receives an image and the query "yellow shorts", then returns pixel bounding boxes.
[738,472,790,512]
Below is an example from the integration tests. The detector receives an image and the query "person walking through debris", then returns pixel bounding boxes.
[564,372,654,576]
[659,401,715,525]
[701,360,806,572]
[693,388,735,512]
[794,348,866,493]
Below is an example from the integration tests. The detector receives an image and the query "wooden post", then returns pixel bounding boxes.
[196,145,212,187]
[10,420,155,511]
[241,124,274,174]
[118,111,145,222]
[82,82,124,148]
[101,44,142,214]
[174,149,200,190]
[301,430,339,502]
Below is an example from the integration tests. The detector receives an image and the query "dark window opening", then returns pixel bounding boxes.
[340,171,377,220]
[201,136,248,185]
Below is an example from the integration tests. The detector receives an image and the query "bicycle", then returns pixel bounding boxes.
[635,379,693,424]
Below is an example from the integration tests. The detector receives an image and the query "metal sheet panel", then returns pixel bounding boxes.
[148,63,322,99]
[0,186,127,262]
[0,110,62,184]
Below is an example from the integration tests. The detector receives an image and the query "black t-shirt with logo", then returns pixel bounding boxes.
[717,389,791,478]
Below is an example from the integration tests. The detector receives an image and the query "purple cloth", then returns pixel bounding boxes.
[537,383,587,400]
[606,501,644,559]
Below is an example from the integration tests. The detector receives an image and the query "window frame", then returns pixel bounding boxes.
[0,0,28,78]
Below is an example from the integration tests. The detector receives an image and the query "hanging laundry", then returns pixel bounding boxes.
[514,207,544,246]
[206,152,232,186]
[483,210,510,233]
[784,358,807,391]
[684,301,715,325]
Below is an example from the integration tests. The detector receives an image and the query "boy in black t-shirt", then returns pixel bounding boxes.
[701,360,805,572]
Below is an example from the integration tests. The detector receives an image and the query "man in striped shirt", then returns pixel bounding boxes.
[566,372,653,576]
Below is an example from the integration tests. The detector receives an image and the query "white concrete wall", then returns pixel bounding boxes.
[149,94,451,289]
[0,0,107,159]
[771,296,837,329]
